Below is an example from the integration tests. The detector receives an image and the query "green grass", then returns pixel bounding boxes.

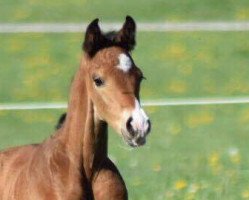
[1,105,249,199]
[1,0,249,22]
[1,32,249,102]
[0,110,62,148]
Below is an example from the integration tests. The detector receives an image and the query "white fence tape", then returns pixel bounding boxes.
[1,22,249,33]
[1,97,249,110]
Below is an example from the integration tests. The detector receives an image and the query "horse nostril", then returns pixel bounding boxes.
[147,120,151,134]
[136,136,146,146]
[126,117,135,136]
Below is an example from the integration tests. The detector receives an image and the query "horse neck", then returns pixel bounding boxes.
[58,59,108,179]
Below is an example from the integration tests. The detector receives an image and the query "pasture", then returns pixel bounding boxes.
[1,1,249,199]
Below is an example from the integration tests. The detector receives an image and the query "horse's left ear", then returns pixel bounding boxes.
[115,16,136,51]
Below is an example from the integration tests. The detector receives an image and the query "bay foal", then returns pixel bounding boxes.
[0,16,151,200]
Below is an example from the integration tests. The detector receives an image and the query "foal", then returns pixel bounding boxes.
[0,16,151,200]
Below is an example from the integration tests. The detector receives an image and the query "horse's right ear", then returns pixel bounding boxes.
[83,18,103,57]
[115,16,136,51]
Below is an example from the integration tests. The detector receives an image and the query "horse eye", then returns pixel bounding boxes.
[93,77,104,87]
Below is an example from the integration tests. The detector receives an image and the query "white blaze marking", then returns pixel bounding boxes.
[131,99,149,135]
[117,54,132,72]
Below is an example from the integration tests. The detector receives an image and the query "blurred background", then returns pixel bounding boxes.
[1,0,249,199]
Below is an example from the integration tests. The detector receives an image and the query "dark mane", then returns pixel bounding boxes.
[55,113,67,130]
[104,31,118,41]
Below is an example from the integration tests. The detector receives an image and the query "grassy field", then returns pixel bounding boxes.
[1,0,249,199]
[1,0,249,22]
[1,32,249,102]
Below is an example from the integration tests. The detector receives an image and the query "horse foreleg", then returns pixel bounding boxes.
[92,157,128,200]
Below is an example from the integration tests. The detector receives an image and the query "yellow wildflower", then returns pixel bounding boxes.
[239,109,249,124]
[242,190,249,199]
[168,80,187,94]
[14,10,30,20]
[159,44,187,60]
[209,152,219,166]
[175,179,187,190]
[236,8,249,20]
[0,111,6,117]
[168,44,187,59]
[208,152,222,174]
[186,111,214,128]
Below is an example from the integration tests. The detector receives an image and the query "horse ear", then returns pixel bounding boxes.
[115,16,136,51]
[83,18,103,57]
